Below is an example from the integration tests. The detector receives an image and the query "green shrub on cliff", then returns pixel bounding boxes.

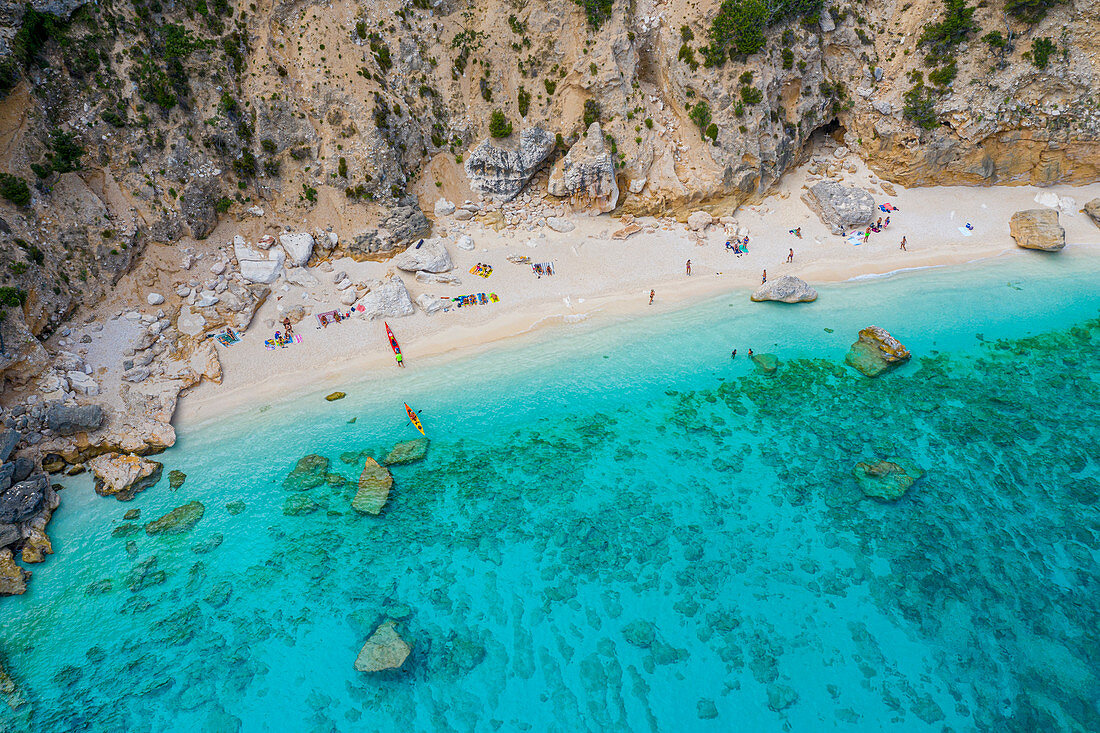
[688,101,712,139]
[1005,0,1062,23]
[46,129,84,173]
[919,0,978,56]
[704,0,821,65]
[0,174,31,206]
[573,0,613,30]
[1028,37,1056,68]
[488,109,512,138]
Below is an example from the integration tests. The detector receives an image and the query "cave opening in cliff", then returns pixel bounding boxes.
[815,119,845,144]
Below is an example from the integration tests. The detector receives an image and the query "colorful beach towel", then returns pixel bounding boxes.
[215,330,241,347]
[846,232,865,246]
[957,226,973,237]
[470,264,493,278]
[264,333,303,350]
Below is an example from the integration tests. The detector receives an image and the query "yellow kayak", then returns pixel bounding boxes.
[405,403,424,435]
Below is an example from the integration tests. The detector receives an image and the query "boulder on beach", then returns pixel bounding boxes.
[547,122,619,214]
[354,620,411,672]
[750,276,818,303]
[434,198,455,217]
[352,458,392,515]
[382,438,429,466]
[1009,209,1065,251]
[1085,198,1100,228]
[352,275,415,321]
[547,217,575,233]
[283,454,330,492]
[234,242,285,284]
[687,211,712,231]
[853,458,924,501]
[86,453,163,501]
[279,232,315,267]
[464,127,555,202]
[392,239,453,273]
[801,181,874,234]
[844,326,911,377]
[145,501,206,535]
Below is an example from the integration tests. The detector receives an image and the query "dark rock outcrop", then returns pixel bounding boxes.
[180,182,219,240]
[44,403,106,436]
[145,501,205,535]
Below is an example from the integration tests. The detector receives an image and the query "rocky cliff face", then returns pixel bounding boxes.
[0,0,1093,393]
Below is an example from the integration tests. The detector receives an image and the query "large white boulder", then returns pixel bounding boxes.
[279,233,315,267]
[434,198,456,216]
[352,275,415,320]
[392,239,453,273]
[234,243,285,284]
[750,275,818,303]
[416,293,444,315]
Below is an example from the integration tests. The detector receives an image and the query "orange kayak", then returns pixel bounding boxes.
[405,403,424,435]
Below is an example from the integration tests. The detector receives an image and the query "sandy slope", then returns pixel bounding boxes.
[174,156,1100,426]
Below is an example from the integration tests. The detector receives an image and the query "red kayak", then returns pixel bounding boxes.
[384,322,404,367]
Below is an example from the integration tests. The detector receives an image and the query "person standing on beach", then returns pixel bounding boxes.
[787,249,794,263]
[900,236,907,251]
[762,269,767,284]
[686,260,692,276]
[649,289,655,305]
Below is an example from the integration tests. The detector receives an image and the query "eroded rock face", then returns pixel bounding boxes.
[547,122,619,214]
[853,458,924,502]
[845,326,911,377]
[1009,209,1065,251]
[86,453,163,501]
[392,239,452,273]
[180,182,218,240]
[465,127,555,202]
[353,275,414,321]
[354,620,411,672]
[44,403,106,436]
[750,276,818,303]
[353,458,392,515]
[801,181,875,234]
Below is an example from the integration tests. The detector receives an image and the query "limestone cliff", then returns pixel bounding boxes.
[0,0,1094,388]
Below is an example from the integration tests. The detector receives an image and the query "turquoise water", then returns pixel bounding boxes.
[2,248,1100,731]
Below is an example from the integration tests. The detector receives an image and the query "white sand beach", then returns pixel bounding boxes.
[170,153,1100,427]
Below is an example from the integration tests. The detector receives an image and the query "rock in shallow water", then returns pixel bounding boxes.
[353,458,392,515]
[283,455,329,492]
[751,353,779,374]
[382,438,429,466]
[87,453,163,501]
[853,458,924,501]
[145,501,206,535]
[354,620,411,672]
[844,326,911,377]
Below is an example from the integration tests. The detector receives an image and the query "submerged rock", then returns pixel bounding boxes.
[225,500,246,515]
[283,455,330,492]
[168,470,187,490]
[766,683,798,712]
[192,533,224,554]
[145,501,206,535]
[354,620,411,672]
[750,276,818,303]
[853,458,924,501]
[382,438,429,466]
[283,494,320,516]
[623,620,656,648]
[751,353,779,375]
[844,326,911,377]
[86,453,163,501]
[1009,209,1065,251]
[353,458,392,515]
[325,392,346,402]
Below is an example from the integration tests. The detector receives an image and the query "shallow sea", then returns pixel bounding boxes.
[2,248,1099,732]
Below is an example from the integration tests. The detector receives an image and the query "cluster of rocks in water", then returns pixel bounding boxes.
[0,428,58,595]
